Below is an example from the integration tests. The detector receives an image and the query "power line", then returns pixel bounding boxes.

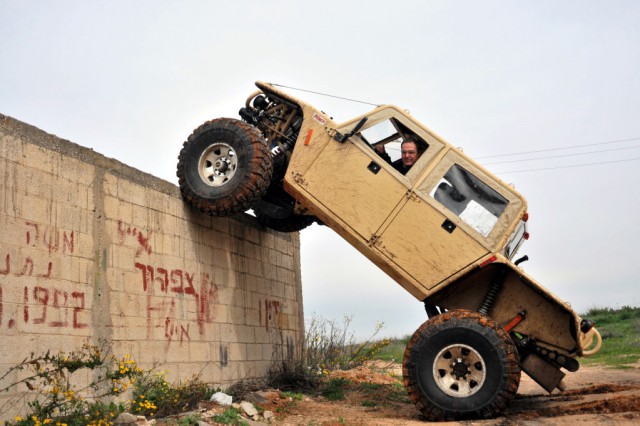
[269,83,381,107]
[476,137,640,159]
[482,144,640,165]
[495,157,640,174]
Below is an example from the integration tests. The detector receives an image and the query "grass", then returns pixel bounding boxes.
[371,335,410,362]
[580,305,640,368]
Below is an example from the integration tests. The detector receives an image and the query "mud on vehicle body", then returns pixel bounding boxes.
[176,81,602,421]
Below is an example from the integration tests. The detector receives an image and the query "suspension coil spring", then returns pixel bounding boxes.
[478,268,507,315]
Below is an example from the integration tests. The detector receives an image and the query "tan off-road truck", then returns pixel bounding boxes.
[176,81,602,421]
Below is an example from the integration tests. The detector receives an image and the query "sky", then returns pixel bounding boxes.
[1,0,639,340]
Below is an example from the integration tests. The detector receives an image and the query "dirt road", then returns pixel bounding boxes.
[264,362,640,425]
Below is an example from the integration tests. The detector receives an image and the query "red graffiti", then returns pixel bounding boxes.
[1,254,52,278]
[136,261,218,342]
[261,299,281,332]
[165,317,191,344]
[118,220,152,257]
[16,285,87,329]
[25,221,74,254]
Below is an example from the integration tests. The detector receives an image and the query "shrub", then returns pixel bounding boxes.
[267,315,389,392]
[1,345,141,426]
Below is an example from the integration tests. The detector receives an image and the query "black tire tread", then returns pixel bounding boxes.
[176,118,272,216]
[402,309,520,421]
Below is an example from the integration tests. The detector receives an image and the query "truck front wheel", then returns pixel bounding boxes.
[177,118,273,216]
[403,310,520,421]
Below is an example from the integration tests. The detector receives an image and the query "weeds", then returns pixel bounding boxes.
[213,407,249,425]
[268,315,390,392]
[322,378,350,401]
[581,305,640,368]
[1,345,140,426]
[1,346,219,425]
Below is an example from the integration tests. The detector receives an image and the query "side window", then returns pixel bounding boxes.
[359,117,428,175]
[430,164,508,237]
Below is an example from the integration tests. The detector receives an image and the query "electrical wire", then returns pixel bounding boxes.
[476,137,640,159]
[269,83,381,107]
[482,144,640,165]
[495,157,640,174]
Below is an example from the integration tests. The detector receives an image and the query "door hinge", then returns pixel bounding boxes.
[405,190,420,202]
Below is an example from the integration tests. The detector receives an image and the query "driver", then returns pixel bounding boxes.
[376,136,423,174]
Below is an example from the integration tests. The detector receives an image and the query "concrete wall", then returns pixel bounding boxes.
[0,113,304,416]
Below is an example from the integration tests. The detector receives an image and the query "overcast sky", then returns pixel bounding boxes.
[2,0,639,340]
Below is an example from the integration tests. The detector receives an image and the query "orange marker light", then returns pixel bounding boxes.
[522,212,529,222]
[304,129,314,146]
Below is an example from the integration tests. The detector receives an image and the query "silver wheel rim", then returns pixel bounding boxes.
[433,343,486,397]
[198,142,238,187]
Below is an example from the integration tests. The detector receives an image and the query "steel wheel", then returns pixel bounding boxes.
[433,344,486,397]
[198,142,238,186]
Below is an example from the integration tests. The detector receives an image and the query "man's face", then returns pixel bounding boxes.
[401,141,419,167]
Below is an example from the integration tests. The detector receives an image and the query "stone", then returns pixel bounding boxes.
[210,391,233,406]
[263,410,275,420]
[114,412,138,425]
[240,400,258,417]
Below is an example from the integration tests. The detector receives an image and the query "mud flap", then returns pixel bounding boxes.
[521,353,565,392]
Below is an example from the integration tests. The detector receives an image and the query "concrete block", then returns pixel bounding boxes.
[0,117,303,423]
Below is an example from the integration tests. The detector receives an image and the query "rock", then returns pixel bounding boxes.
[210,391,233,406]
[244,390,269,404]
[263,410,275,420]
[240,400,258,417]
[113,413,154,426]
[114,413,138,425]
[197,422,212,426]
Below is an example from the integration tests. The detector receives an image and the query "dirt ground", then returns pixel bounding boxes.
[161,361,640,425]
[232,362,640,426]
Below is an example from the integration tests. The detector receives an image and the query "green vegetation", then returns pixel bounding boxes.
[281,390,304,401]
[371,335,410,362]
[580,305,640,368]
[267,315,389,391]
[1,346,219,426]
[322,378,350,401]
[212,407,249,425]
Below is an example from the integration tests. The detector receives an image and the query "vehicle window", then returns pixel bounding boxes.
[504,220,527,259]
[430,164,508,237]
[359,118,428,174]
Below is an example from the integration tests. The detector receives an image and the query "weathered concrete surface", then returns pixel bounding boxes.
[0,113,304,419]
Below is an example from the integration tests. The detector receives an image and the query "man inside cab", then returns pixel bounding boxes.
[376,136,423,175]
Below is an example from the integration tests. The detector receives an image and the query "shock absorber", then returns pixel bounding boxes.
[478,267,507,316]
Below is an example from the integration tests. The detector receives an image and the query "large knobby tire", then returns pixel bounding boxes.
[403,310,520,421]
[177,118,273,216]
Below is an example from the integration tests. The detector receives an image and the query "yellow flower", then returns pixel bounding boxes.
[15,417,23,422]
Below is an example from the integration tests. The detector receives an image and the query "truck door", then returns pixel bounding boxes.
[300,108,427,242]
[376,150,523,291]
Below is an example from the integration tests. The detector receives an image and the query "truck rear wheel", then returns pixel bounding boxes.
[403,310,520,421]
[177,118,273,216]
[253,200,315,232]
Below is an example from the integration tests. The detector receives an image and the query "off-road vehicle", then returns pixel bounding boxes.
[176,81,602,421]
